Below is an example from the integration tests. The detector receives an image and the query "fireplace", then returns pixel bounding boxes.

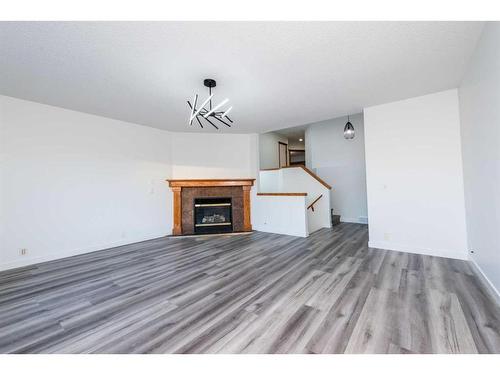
[194,197,232,234]
[166,179,255,236]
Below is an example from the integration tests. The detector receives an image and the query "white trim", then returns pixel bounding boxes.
[0,233,169,272]
[368,240,468,260]
[469,257,500,306]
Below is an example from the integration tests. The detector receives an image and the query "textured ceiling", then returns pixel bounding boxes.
[0,21,484,133]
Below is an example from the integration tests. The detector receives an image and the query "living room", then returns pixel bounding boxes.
[1,2,500,373]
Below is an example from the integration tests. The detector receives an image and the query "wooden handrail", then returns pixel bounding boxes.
[307,194,323,212]
[260,165,332,190]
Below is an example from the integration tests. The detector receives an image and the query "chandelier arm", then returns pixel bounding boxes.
[204,98,229,118]
[187,100,196,125]
[192,94,214,119]
[212,116,232,128]
[224,115,234,123]
[222,106,232,119]
[195,116,204,129]
[204,116,219,130]
[192,94,198,116]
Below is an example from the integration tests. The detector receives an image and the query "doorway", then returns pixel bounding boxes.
[278,141,288,168]
[288,149,305,166]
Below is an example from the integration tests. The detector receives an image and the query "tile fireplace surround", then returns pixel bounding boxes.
[166,179,255,236]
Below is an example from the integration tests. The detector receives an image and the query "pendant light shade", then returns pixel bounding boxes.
[344,115,355,139]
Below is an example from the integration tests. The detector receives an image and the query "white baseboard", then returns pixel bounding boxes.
[0,233,170,272]
[469,257,500,306]
[253,226,307,238]
[340,217,367,224]
[368,240,468,260]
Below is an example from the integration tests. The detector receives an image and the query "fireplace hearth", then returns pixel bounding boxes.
[194,197,233,234]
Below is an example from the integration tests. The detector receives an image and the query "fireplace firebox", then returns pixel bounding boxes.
[194,197,233,234]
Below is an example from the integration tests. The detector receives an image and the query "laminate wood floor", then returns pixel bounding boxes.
[1,223,499,354]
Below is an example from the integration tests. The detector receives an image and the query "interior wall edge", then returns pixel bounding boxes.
[469,256,500,307]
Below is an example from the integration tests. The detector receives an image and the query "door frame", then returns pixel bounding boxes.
[278,141,288,168]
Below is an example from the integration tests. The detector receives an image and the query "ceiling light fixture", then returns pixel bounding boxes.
[299,138,303,142]
[187,79,233,129]
[344,115,355,140]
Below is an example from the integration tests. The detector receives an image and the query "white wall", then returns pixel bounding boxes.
[364,89,469,260]
[458,23,500,294]
[305,113,368,223]
[259,168,283,193]
[171,132,258,179]
[0,95,173,270]
[259,132,288,169]
[252,195,308,237]
[0,95,260,271]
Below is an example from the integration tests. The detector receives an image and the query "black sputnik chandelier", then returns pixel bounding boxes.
[187,79,233,129]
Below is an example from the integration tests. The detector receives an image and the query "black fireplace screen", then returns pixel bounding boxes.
[194,197,233,234]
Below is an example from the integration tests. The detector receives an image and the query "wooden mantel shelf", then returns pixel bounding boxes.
[166,178,255,236]
[167,179,255,188]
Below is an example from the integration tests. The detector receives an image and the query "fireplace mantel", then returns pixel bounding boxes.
[166,179,255,236]
[167,179,255,188]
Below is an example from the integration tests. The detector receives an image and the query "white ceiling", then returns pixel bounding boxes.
[0,21,484,134]
[274,124,308,141]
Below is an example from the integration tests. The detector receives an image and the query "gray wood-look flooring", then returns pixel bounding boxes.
[1,223,499,354]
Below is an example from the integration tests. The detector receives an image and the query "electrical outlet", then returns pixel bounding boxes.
[20,248,27,256]
[383,232,391,241]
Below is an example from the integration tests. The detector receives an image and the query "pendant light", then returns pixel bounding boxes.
[344,115,355,139]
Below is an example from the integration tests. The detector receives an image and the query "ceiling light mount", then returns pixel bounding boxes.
[204,79,216,88]
[187,78,233,130]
